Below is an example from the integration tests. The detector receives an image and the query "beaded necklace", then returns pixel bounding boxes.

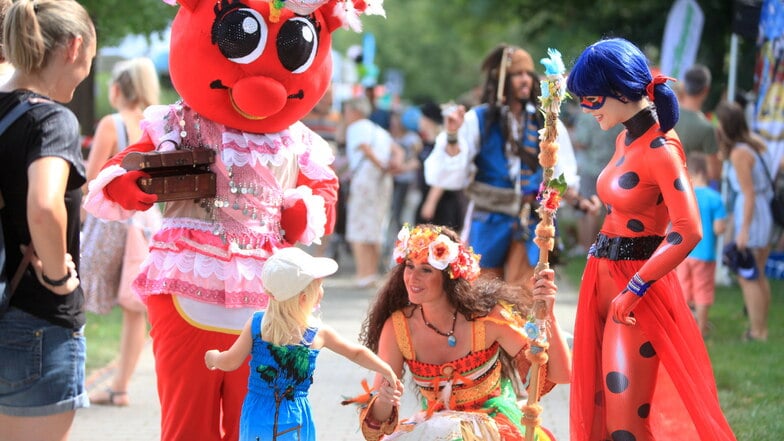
[419,305,458,347]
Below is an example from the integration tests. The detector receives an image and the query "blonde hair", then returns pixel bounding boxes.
[0,0,10,62]
[112,57,160,109]
[3,0,94,74]
[261,280,322,346]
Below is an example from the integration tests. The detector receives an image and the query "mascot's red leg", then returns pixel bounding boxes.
[601,316,658,441]
[147,295,249,441]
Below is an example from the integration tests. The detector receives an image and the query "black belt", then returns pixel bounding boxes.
[589,233,663,261]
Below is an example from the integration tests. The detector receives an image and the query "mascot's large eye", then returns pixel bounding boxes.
[212,8,268,64]
[276,17,318,73]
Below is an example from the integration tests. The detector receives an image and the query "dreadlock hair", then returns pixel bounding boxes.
[478,44,544,152]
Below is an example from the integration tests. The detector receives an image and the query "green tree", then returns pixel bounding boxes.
[81,0,175,46]
[337,0,743,110]
[70,0,175,134]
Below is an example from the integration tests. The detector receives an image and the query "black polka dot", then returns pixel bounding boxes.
[639,342,656,358]
[667,232,683,245]
[618,172,640,189]
[674,177,685,191]
[627,219,644,232]
[656,193,664,205]
[650,137,666,148]
[594,391,604,406]
[616,156,625,167]
[611,430,637,441]
[606,371,629,393]
[638,403,651,418]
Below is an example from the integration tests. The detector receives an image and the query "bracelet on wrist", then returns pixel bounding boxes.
[446,132,458,144]
[42,270,71,287]
[626,273,651,297]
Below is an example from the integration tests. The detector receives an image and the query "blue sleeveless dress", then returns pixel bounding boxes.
[240,311,320,441]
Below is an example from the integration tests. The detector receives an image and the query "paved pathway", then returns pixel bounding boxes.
[71,263,577,441]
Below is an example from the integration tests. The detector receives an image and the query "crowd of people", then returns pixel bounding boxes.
[0,0,780,439]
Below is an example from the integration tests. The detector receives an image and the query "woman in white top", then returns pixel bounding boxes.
[342,96,402,287]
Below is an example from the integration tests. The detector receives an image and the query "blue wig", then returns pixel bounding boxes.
[567,38,679,132]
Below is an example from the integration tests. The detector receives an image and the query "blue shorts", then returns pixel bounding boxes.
[0,307,88,417]
[469,210,538,268]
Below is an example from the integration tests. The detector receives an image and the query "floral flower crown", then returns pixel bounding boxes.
[392,224,481,282]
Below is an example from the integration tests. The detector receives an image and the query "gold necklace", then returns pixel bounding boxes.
[419,305,458,347]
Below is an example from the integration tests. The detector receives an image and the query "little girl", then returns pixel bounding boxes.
[205,247,402,441]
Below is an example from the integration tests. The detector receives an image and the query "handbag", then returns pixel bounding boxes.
[465,180,521,217]
[121,148,217,202]
[751,148,784,227]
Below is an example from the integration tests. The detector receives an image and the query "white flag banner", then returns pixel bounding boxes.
[660,0,704,80]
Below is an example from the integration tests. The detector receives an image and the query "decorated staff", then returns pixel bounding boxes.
[521,48,568,441]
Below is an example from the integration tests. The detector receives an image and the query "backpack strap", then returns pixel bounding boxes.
[1,98,51,296]
[0,100,37,135]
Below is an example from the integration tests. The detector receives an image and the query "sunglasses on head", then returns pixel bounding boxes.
[580,96,607,110]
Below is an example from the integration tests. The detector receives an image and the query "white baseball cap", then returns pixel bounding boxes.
[261,247,339,301]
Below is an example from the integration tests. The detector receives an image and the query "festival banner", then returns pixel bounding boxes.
[660,0,704,80]
[755,0,784,176]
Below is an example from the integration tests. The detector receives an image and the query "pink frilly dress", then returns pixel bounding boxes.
[84,102,339,315]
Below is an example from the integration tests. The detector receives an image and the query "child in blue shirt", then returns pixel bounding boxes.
[675,152,727,337]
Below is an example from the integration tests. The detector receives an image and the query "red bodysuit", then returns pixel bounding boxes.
[570,110,737,441]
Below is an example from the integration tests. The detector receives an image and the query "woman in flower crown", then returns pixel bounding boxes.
[350,223,571,440]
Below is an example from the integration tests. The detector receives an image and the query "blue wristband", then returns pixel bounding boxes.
[626,273,651,297]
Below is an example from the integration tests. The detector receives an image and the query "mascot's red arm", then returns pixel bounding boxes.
[82,133,158,220]
[280,160,339,245]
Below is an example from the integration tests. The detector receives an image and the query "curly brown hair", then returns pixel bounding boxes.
[359,224,532,352]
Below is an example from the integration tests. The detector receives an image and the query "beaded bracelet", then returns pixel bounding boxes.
[626,273,651,297]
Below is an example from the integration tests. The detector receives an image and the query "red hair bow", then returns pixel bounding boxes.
[646,75,675,101]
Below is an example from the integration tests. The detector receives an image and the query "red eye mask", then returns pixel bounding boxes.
[580,96,606,110]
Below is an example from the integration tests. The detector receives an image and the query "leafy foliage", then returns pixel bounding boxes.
[334,0,745,106]
[81,0,175,47]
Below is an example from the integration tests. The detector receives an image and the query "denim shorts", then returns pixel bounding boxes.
[0,307,88,416]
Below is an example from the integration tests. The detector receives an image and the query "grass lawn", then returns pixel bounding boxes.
[84,307,129,373]
[560,256,784,441]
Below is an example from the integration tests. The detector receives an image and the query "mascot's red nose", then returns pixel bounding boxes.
[229,76,288,120]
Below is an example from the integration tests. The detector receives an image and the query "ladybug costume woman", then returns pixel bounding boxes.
[566,38,736,441]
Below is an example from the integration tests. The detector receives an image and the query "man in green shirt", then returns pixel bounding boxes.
[674,64,721,187]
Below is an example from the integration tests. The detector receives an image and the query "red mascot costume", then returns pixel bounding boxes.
[84,1,383,439]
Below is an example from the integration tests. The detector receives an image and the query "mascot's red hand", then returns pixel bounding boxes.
[280,199,307,245]
[103,170,158,211]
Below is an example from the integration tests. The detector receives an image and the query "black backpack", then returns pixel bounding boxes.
[1,99,46,314]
